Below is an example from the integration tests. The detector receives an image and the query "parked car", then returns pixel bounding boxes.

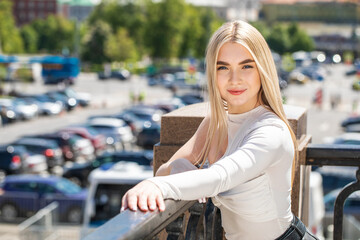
[87,118,134,150]
[19,95,63,116]
[0,98,38,121]
[11,137,64,171]
[0,105,18,125]
[81,162,153,237]
[58,126,107,156]
[55,88,91,107]
[0,145,47,177]
[341,116,360,129]
[0,145,27,178]
[46,91,77,111]
[97,69,130,80]
[332,133,360,145]
[30,133,95,162]
[62,150,153,187]
[313,166,356,195]
[0,175,87,223]
[121,105,164,125]
[176,93,204,105]
[324,188,360,221]
[136,123,161,149]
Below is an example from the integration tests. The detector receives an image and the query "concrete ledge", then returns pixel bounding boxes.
[160,103,209,145]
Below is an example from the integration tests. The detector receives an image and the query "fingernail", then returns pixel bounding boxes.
[120,207,124,212]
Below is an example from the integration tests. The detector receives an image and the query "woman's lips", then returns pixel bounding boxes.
[228,89,246,95]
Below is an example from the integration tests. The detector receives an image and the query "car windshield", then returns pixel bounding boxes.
[55,178,82,194]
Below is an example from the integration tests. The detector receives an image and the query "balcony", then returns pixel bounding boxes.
[83,103,360,240]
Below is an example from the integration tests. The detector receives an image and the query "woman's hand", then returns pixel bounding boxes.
[121,180,166,212]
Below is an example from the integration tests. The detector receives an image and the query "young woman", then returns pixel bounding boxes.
[121,20,318,240]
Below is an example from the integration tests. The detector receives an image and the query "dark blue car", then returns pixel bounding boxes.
[0,175,87,223]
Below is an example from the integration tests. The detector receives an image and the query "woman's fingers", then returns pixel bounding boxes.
[156,195,165,212]
[120,192,128,212]
[127,192,139,211]
[120,180,166,213]
[148,194,157,211]
[138,192,149,211]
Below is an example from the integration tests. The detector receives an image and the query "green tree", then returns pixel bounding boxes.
[287,23,314,52]
[30,15,75,54]
[20,25,38,53]
[88,1,146,56]
[193,7,223,58]
[144,0,187,59]
[178,5,203,58]
[81,20,112,64]
[267,23,291,55]
[105,28,138,62]
[0,0,23,53]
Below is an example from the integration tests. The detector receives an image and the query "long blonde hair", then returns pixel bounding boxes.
[196,20,297,168]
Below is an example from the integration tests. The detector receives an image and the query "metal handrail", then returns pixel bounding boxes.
[306,143,360,240]
[82,199,196,240]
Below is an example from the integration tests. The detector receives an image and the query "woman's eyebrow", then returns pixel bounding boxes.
[216,59,255,65]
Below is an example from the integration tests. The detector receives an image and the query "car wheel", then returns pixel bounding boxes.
[1,204,18,222]
[67,207,82,224]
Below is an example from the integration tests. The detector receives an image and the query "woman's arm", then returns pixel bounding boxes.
[155,115,210,176]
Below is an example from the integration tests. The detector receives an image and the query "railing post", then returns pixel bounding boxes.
[333,167,360,240]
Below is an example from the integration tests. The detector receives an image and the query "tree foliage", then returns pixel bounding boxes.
[0,0,23,53]
[105,28,138,62]
[81,20,112,64]
[20,25,38,53]
[266,22,314,55]
[30,15,75,54]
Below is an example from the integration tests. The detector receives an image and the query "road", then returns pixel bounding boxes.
[283,63,358,143]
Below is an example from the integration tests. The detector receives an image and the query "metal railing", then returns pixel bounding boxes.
[19,202,59,240]
[18,202,81,240]
[83,143,360,240]
[306,143,360,240]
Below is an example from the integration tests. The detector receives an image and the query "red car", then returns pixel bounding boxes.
[58,126,107,156]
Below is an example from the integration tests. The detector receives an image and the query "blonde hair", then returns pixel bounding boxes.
[196,20,297,169]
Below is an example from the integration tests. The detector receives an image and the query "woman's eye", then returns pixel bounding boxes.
[243,65,253,69]
[217,66,228,70]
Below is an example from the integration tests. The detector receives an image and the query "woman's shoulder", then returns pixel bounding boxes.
[248,107,288,134]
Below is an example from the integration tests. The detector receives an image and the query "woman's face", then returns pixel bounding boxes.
[216,42,261,114]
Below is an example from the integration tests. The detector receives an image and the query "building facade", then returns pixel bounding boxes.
[186,0,262,21]
[261,0,360,24]
[12,0,57,26]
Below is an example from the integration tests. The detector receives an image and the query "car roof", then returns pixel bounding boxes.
[88,118,125,127]
[335,133,360,142]
[14,137,59,147]
[100,150,153,159]
[4,174,62,184]
[88,162,153,184]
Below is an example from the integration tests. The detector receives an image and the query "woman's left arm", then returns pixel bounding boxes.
[122,124,293,211]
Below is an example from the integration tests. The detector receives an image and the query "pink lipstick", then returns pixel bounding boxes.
[228,89,246,95]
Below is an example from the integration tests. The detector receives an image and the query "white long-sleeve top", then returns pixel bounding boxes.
[148,106,295,239]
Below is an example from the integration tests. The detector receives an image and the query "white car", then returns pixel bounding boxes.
[81,162,153,238]
[87,117,134,150]
[23,154,48,174]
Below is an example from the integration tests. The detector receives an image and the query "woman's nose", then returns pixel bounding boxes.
[229,69,242,83]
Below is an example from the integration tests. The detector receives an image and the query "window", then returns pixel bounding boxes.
[8,182,37,192]
[38,183,56,194]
